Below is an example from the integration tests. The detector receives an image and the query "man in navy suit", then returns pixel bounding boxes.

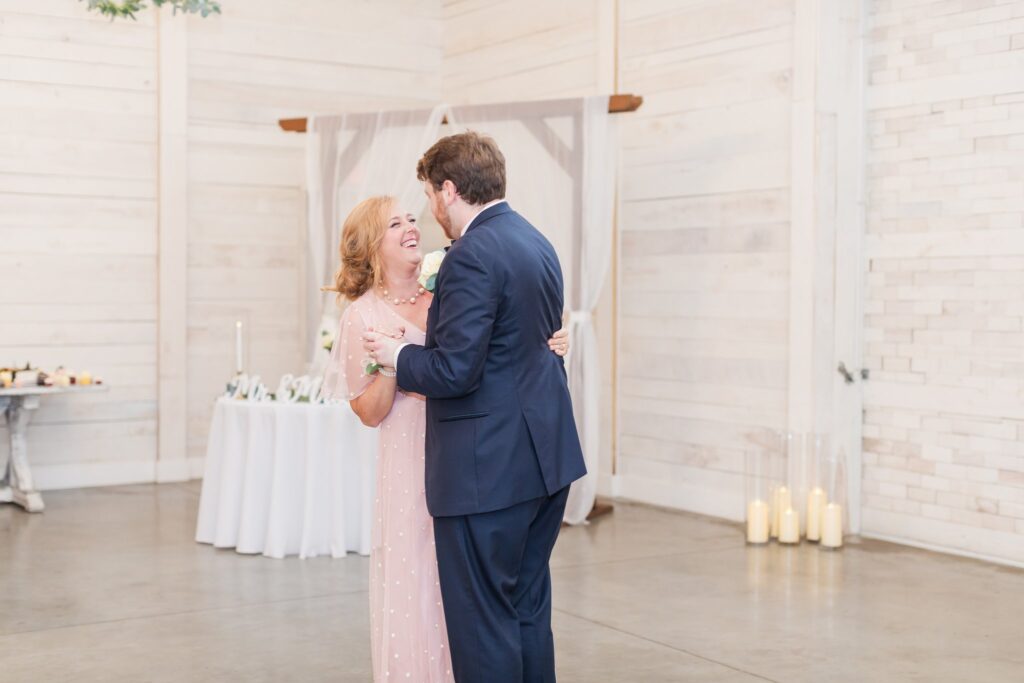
[363,131,586,682]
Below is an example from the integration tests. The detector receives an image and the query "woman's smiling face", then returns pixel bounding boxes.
[377,201,423,272]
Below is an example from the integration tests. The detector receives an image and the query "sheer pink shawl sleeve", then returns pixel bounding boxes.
[321,294,378,402]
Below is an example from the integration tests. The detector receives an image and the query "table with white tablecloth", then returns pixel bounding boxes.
[195,397,378,559]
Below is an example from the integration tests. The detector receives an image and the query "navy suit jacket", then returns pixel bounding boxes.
[396,202,586,517]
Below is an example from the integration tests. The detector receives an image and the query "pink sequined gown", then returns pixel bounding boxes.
[324,291,454,682]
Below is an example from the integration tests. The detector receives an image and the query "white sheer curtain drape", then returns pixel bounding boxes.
[563,96,616,524]
[305,115,343,371]
[305,105,449,372]
[448,97,615,524]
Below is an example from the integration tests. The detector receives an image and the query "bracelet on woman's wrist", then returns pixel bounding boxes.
[378,367,397,378]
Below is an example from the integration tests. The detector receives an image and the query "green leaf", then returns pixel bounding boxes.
[82,0,221,21]
[425,274,437,292]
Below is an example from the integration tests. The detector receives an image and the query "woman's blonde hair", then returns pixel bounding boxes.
[332,195,395,301]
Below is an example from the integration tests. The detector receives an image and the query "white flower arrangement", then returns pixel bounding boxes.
[225,373,334,404]
[320,327,335,353]
[418,249,446,293]
[316,314,337,354]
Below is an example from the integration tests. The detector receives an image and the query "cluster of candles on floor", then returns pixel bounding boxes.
[745,433,846,549]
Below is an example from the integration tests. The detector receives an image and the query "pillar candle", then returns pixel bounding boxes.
[779,508,800,544]
[769,487,780,538]
[773,486,791,538]
[746,500,770,544]
[806,487,826,542]
[821,502,843,549]
[235,321,243,374]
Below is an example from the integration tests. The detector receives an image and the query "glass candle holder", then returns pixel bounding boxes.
[745,450,771,544]
[804,434,828,542]
[771,431,798,544]
[767,431,789,540]
[820,446,848,549]
[785,432,813,538]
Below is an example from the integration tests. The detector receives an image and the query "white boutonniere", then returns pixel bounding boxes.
[418,249,446,293]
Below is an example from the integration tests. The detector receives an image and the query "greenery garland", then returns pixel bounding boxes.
[81,0,221,21]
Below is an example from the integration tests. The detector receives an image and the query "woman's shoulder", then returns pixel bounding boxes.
[342,290,379,324]
[355,289,380,308]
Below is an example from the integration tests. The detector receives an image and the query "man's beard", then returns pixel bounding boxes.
[435,200,457,241]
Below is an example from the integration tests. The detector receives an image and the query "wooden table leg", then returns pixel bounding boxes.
[4,396,44,512]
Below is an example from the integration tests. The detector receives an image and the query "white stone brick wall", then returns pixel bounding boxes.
[864,0,1024,565]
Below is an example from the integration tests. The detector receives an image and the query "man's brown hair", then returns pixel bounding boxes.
[416,131,506,205]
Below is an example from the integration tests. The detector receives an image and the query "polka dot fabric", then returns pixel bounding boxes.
[324,292,454,682]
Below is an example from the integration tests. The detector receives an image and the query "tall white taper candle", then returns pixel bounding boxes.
[235,320,243,374]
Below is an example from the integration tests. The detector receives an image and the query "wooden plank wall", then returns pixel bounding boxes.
[0,0,441,488]
[3,1,809,525]
[0,1,161,487]
[615,0,793,518]
[183,0,441,465]
[443,0,600,103]
[441,0,619,486]
[442,0,793,518]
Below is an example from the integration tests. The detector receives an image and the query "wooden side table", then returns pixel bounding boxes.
[0,385,108,512]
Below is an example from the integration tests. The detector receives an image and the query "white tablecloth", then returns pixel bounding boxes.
[195,398,378,559]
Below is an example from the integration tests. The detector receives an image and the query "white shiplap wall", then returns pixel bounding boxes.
[441,0,793,520]
[15,1,1022,568]
[616,0,793,519]
[441,0,1024,568]
[443,0,600,103]
[183,1,442,463]
[440,0,621,485]
[1,0,442,488]
[0,3,160,487]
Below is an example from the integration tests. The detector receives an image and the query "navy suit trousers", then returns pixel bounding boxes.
[433,486,571,683]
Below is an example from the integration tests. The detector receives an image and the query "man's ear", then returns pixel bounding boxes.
[442,179,458,204]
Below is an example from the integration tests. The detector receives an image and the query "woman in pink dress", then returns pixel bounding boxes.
[323,196,569,682]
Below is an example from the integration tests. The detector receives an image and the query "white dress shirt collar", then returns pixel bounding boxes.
[457,199,506,239]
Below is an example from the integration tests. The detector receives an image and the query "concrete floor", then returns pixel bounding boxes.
[2,482,1023,682]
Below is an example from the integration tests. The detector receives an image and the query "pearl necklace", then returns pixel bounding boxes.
[379,282,425,306]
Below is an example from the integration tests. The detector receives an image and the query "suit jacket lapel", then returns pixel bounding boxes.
[425,293,439,347]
